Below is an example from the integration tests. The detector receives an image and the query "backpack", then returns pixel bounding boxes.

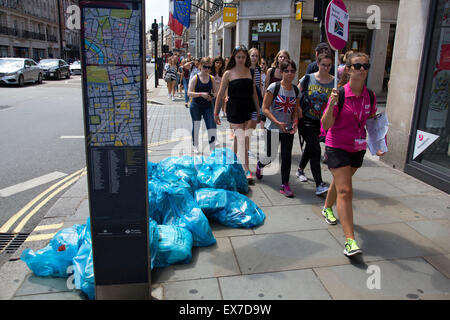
[271,81,299,104]
[337,86,375,116]
[299,74,311,113]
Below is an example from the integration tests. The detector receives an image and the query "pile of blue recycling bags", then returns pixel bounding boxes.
[21,148,265,299]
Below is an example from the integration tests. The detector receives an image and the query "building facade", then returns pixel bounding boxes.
[0,0,61,60]
[383,0,449,193]
[207,0,398,92]
[0,0,80,61]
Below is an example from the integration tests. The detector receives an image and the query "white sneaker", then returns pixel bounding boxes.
[296,169,308,182]
[168,94,171,99]
[172,95,175,101]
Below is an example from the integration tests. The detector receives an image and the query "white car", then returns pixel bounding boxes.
[70,61,82,75]
[0,58,43,86]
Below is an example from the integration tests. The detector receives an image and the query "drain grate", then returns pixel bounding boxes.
[0,233,29,254]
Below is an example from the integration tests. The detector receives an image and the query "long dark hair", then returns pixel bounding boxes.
[225,45,251,71]
[211,56,225,77]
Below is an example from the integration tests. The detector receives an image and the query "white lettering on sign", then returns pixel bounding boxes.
[257,22,280,33]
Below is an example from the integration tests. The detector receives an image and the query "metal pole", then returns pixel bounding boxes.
[154,19,158,88]
[161,16,164,62]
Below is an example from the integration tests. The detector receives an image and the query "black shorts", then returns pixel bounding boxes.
[324,146,366,169]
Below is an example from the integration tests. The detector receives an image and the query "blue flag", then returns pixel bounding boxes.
[173,0,191,28]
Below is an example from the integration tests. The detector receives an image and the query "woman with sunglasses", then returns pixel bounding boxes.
[296,53,334,196]
[188,57,217,154]
[256,60,301,197]
[214,45,260,183]
[321,52,385,257]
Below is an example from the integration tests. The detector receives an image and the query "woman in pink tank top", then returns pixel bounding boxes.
[320,52,386,257]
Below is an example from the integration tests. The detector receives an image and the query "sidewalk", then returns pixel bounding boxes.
[1,81,449,300]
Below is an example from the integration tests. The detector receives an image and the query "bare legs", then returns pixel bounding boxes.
[324,166,358,240]
[230,122,252,172]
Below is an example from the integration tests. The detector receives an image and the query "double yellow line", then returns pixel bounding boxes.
[0,168,87,235]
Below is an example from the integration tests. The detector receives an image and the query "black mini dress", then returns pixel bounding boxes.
[226,78,256,124]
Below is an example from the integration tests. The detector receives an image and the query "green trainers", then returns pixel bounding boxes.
[344,238,363,257]
[322,207,337,225]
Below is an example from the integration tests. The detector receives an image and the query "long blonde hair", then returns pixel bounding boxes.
[271,50,290,68]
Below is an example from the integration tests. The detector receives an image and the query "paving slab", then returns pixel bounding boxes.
[14,274,74,297]
[230,230,349,275]
[407,220,450,253]
[253,204,327,235]
[351,198,425,224]
[352,180,409,200]
[152,237,240,283]
[210,221,254,238]
[423,254,450,279]
[258,183,324,206]
[219,269,331,300]
[245,186,273,208]
[327,223,446,263]
[395,195,450,220]
[314,257,450,300]
[163,278,222,300]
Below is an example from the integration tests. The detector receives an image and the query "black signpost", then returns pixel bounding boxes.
[79,0,150,299]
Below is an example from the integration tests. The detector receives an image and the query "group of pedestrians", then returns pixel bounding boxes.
[169,42,385,257]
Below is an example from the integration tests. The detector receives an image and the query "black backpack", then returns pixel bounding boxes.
[299,74,311,113]
[337,86,375,116]
[271,81,299,104]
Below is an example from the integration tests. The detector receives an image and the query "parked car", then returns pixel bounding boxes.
[38,59,70,80]
[151,58,155,63]
[0,58,43,86]
[146,56,151,62]
[70,61,81,75]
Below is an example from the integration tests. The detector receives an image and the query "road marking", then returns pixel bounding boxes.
[13,172,86,234]
[25,233,57,242]
[0,168,85,233]
[0,172,68,197]
[60,135,85,139]
[34,223,64,231]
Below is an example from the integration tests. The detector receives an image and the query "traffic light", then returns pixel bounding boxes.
[151,20,158,42]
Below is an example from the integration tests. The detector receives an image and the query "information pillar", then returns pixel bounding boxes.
[80,0,150,299]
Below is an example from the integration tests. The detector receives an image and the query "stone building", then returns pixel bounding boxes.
[0,0,61,60]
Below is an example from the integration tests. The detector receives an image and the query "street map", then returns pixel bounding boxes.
[83,6,143,147]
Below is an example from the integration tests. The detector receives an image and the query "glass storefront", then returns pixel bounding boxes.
[249,20,281,66]
[406,0,450,193]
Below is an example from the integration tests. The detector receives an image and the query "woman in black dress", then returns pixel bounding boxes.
[214,45,260,183]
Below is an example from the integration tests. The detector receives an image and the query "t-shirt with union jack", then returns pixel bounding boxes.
[265,82,300,131]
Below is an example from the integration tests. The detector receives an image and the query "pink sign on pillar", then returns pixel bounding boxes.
[325,0,349,87]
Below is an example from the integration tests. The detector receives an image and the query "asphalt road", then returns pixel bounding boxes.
[0,63,155,252]
[0,76,86,240]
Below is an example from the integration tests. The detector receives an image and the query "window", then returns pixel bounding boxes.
[407,0,450,191]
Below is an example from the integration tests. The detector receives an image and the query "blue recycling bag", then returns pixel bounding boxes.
[149,218,159,270]
[195,188,266,228]
[21,224,85,278]
[155,225,193,268]
[197,148,248,194]
[72,218,95,300]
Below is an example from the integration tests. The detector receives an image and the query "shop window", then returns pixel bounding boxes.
[410,0,450,177]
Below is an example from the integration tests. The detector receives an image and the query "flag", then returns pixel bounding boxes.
[334,20,344,37]
[169,0,184,36]
[173,0,191,28]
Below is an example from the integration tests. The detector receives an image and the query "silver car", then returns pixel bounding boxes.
[0,58,43,86]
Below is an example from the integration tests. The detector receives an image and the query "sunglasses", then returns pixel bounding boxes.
[235,45,247,51]
[203,65,212,69]
[351,63,371,70]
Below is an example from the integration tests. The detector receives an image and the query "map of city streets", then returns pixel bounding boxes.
[83,5,143,147]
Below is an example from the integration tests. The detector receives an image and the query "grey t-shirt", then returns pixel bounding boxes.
[265,82,300,131]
